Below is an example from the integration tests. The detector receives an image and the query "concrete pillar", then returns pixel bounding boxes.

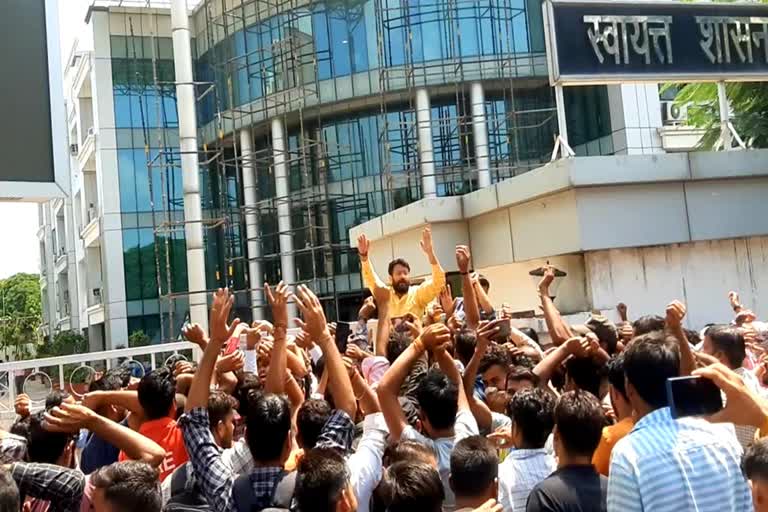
[607,84,664,155]
[240,128,264,320]
[470,82,491,188]
[415,88,437,198]
[271,117,299,320]
[171,0,208,336]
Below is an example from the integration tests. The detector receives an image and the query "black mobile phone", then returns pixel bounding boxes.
[493,318,511,342]
[335,321,352,353]
[666,376,723,419]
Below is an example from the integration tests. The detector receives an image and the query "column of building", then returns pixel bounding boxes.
[240,128,264,320]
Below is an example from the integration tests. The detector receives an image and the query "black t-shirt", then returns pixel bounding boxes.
[526,464,607,512]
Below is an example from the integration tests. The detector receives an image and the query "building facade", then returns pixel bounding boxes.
[40,0,709,349]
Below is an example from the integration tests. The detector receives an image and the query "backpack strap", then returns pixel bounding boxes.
[169,462,190,497]
[232,473,257,512]
[270,471,296,509]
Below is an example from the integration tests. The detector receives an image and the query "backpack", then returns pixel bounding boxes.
[232,470,296,512]
[163,462,212,512]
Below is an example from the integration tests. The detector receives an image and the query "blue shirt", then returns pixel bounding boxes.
[607,407,752,512]
[80,418,128,474]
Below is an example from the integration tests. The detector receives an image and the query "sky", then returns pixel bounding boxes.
[0,0,90,280]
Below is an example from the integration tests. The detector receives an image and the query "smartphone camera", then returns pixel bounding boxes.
[666,376,723,419]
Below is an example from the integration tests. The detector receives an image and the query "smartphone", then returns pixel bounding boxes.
[239,331,248,352]
[493,318,511,342]
[335,321,352,353]
[666,376,723,419]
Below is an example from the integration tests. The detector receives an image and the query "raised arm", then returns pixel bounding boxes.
[533,336,588,388]
[82,390,145,428]
[186,288,240,412]
[10,462,85,512]
[44,403,164,467]
[295,285,356,419]
[377,325,444,439]
[358,234,387,292]
[432,326,468,413]
[265,281,291,395]
[472,274,495,317]
[666,300,695,376]
[414,227,447,307]
[374,286,392,357]
[462,321,502,431]
[538,265,573,346]
[729,291,745,315]
[456,246,480,330]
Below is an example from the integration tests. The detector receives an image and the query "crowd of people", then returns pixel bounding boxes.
[3,226,768,511]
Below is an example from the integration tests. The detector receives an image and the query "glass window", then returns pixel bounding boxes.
[118,149,137,213]
[330,14,351,77]
[123,229,141,301]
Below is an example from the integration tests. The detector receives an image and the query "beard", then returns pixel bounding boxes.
[393,280,410,294]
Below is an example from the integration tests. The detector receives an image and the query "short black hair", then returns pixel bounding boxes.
[415,368,458,430]
[90,461,161,512]
[743,438,768,481]
[0,467,19,511]
[45,390,71,410]
[606,354,627,400]
[564,356,603,397]
[454,329,477,366]
[378,461,444,512]
[246,393,291,462]
[383,440,438,467]
[207,390,237,432]
[507,388,555,448]
[478,275,490,291]
[632,315,666,336]
[235,372,263,420]
[388,258,411,276]
[450,436,498,499]
[589,322,618,355]
[386,331,414,365]
[137,368,176,420]
[27,411,72,463]
[507,366,537,387]
[706,325,746,369]
[624,331,680,409]
[295,447,350,512]
[554,390,604,458]
[297,399,332,449]
[479,345,510,376]
[89,370,124,392]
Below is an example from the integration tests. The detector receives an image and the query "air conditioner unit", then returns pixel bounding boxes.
[70,144,79,156]
[665,102,689,123]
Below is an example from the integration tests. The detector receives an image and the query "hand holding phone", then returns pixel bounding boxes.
[666,376,723,419]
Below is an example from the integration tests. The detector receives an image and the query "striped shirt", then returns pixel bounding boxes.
[607,407,752,512]
[497,447,556,511]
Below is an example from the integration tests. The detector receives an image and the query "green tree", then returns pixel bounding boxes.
[0,273,42,360]
[674,0,768,149]
[37,330,87,358]
[128,329,151,348]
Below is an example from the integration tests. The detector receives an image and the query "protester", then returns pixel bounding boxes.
[527,391,607,512]
[7,229,768,512]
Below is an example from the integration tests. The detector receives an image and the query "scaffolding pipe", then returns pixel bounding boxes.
[415,88,437,198]
[240,128,264,319]
[470,82,491,188]
[272,117,299,320]
[170,0,208,337]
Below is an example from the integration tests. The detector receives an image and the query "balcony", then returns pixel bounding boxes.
[81,214,100,248]
[78,129,96,172]
[55,250,68,275]
[86,287,105,325]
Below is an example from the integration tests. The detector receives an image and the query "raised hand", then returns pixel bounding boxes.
[419,226,435,257]
[617,302,628,321]
[564,336,590,357]
[729,291,742,310]
[294,329,312,349]
[265,281,290,329]
[209,288,240,346]
[357,233,371,261]
[665,300,686,331]
[182,322,209,350]
[487,425,513,449]
[174,361,195,377]
[420,323,452,351]
[44,402,98,433]
[294,285,329,342]
[14,393,30,419]
[216,350,245,375]
[455,245,471,274]
[693,363,768,428]
[619,322,634,342]
[477,319,502,348]
[439,285,454,315]
[373,285,391,308]
[345,343,367,361]
[342,356,358,378]
[538,265,556,296]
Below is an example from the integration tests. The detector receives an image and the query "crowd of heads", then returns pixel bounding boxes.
[2,228,768,512]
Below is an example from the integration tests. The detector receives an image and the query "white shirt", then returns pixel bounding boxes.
[400,409,479,510]
[347,413,389,512]
[608,407,752,512]
[497,447,557,511]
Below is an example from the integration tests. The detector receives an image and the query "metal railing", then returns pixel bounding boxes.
[0,342,196,425]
